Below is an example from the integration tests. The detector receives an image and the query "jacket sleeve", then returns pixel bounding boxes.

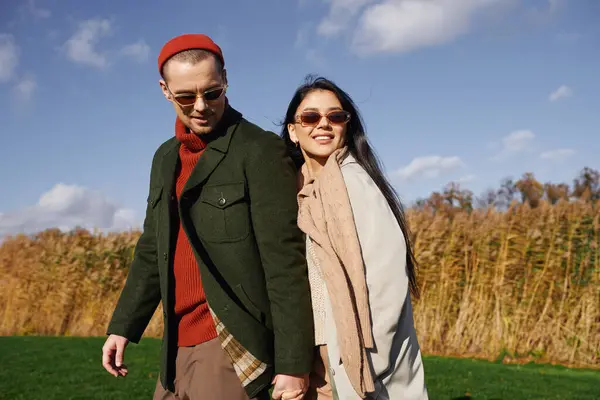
[106,154,162,344]
[341,161,413,378]
[245,132,314,375]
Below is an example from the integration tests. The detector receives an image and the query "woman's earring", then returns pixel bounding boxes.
[295,141,300,149]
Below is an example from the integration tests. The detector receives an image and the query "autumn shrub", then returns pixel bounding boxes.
[0,228,163,338]
[0,200,598,368]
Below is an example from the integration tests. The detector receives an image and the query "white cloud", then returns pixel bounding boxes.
[539,0,564,15]
[549,85,573,102]
[395,155,464,181]
[492,130,532,158]
[527,0,566,23]
[457,174,476,184]
[120,40,150,62]
[13,74,36,101]
[540,148,576,163]
[295,24,328,66]
[317,0,376,37]
[295,26,310,48]
[306,48,327,67]
[25,0,51,19]
[63,18,112,68]
[503,130,535,152]
[1,36,36,100]
[315,0,508,55]
[0,34,19,82]
[0,183,138,237]
[491,129,535,161]
[112,208,139,231]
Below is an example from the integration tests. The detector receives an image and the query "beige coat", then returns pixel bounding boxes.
[298,150,375,397]
[320,155,428,399]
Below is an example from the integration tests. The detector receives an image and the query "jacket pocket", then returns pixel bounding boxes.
[148,187,163,209]
[191,182,250,243]
[233,283,265,325]
[148,187,164,233]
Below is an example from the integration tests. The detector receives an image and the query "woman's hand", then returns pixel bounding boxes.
[271,374,308,399]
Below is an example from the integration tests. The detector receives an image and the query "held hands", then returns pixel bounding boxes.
[271,373,309,400]
[102,334,130,377]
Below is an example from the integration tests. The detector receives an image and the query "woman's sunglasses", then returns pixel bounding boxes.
[296,110,351,126]
[169,84,228,107]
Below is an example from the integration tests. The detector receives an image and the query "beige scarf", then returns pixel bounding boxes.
[297,148,375,398]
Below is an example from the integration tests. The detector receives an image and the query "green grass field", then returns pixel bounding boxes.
[0,337,598,399]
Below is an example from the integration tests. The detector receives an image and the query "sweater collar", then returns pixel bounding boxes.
[174,102,238,153]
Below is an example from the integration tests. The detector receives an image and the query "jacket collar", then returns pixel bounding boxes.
[160,105,243,196]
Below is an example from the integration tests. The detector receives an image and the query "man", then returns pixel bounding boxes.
[101,33,314,400]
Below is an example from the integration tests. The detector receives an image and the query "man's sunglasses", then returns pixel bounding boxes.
[295,110,351,126]
[169,84,228,107]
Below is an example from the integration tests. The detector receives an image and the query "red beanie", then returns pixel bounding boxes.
[157,33,224,74]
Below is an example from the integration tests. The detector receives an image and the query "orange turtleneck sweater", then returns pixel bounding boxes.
[173,118,218,347]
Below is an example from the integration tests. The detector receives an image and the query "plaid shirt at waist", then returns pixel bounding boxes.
[209,308,269,387]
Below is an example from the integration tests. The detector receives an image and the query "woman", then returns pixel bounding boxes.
[280,76,428,400]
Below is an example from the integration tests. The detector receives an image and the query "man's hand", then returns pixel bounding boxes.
[271,373,309,400]
[102,334,130,377]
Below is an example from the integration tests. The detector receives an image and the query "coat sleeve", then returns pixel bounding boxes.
[245,131,314,375]
[341,161,410,378]
[106,152,162,344]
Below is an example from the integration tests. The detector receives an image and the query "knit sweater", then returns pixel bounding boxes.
[173,117,218,347]
[306,236,327,345]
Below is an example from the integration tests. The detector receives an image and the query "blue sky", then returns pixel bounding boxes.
[0,0,598,235]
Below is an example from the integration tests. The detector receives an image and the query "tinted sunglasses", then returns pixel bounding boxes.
[296,110,351,126]
[169,84,228,107]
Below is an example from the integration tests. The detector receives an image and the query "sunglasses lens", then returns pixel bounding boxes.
[204,87,224,101]
[173,86,225,106]
[300,112,321,125]
[328,111,349,124]
[176,95,197,106]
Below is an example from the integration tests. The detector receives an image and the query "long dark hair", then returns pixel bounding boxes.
[280,75,420,299]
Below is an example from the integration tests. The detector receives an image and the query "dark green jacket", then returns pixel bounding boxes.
[107,106,314,397]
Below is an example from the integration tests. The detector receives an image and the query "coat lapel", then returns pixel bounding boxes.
[181,108,241,195]
[181,147,225,194]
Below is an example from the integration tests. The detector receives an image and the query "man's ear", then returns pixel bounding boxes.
[159,79,171,101]
[222,68,228,85]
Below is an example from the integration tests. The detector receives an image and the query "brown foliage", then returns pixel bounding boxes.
[1,201,599,368]
[544,183,570,205]
[0,228,163,338]
[420,183,474,216]
[516,172,544,208]
[573,167,600,201]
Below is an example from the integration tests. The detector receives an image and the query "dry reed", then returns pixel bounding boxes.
[0,200,598,368]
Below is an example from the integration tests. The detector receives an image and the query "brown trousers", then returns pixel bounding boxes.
[153,337,268,400]
[306,345,335,400]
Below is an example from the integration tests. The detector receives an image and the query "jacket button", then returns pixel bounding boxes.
[218,197,226,206]
[163,253,168,261]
